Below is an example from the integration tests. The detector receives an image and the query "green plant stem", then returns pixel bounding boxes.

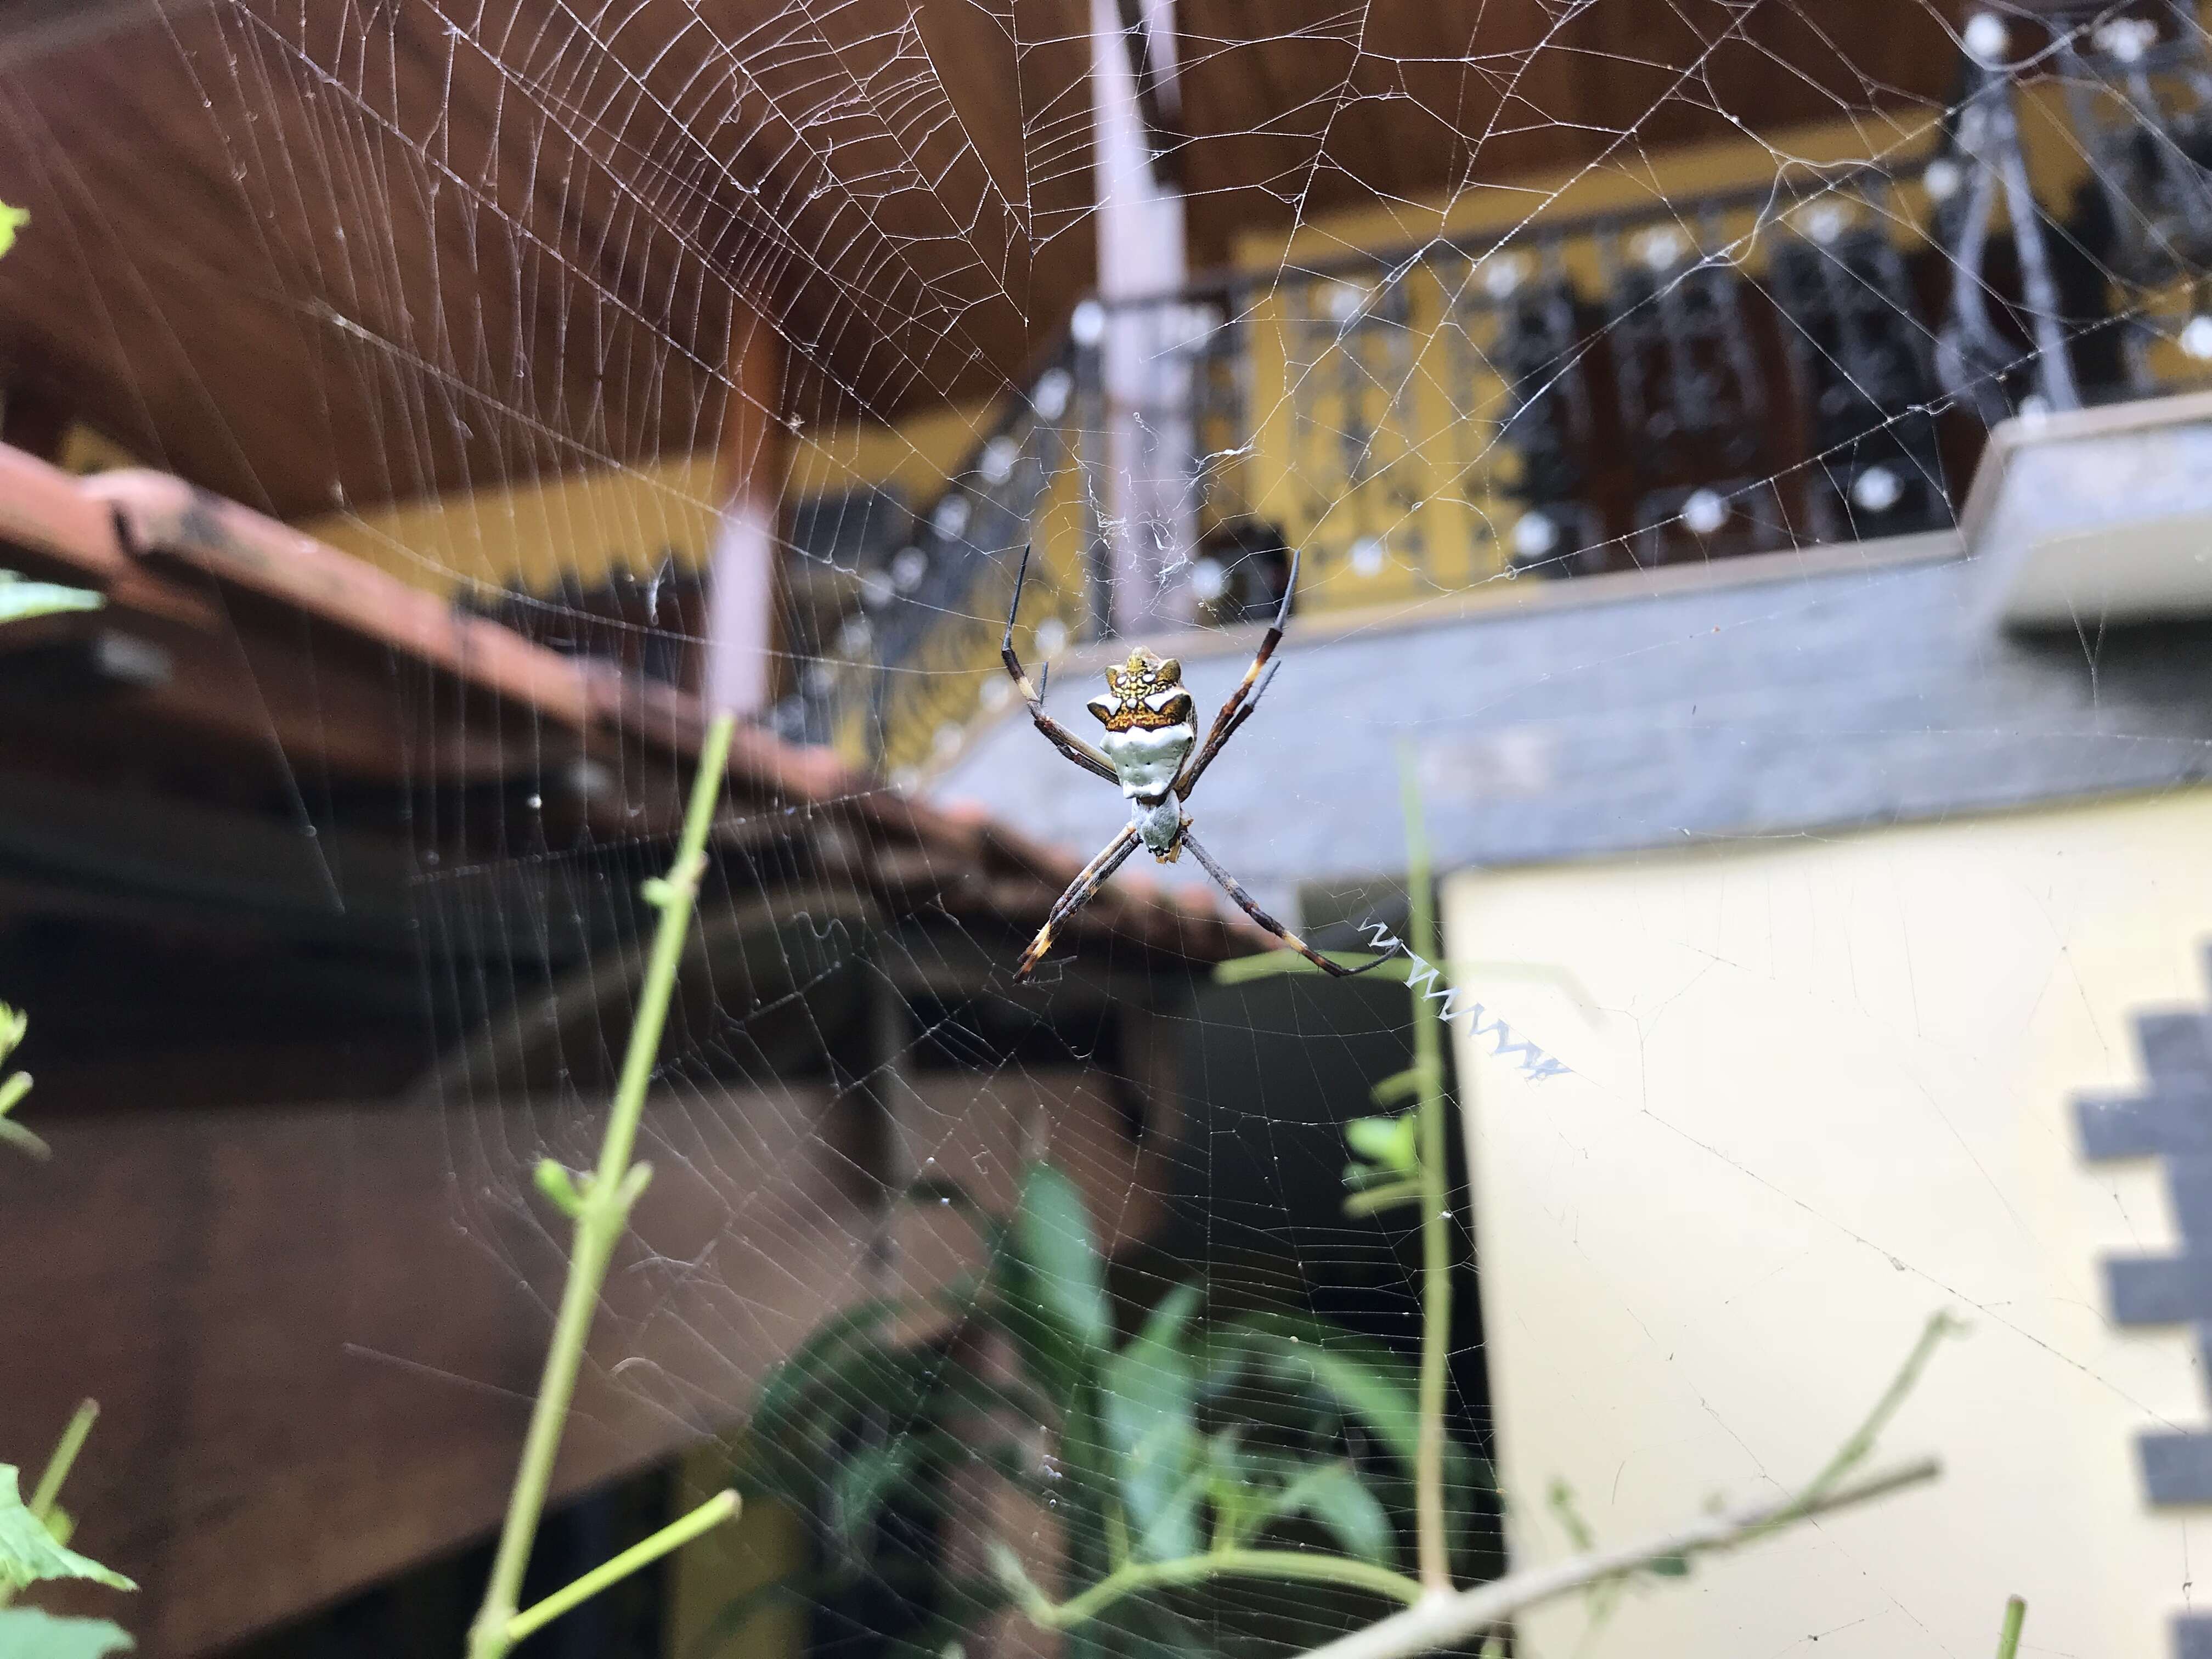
[1995,1595,2027,1659]
[466,713,737,1659]
[1014,1547,1426,1630]
[1398,751,1452,1594]
[504,1489,740,1644]
[28,1399,97,1522]
[1759,1309,1960,1536]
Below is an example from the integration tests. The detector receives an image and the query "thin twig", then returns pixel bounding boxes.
[1995,1595,2027,1659]
[466,713,738,1659]
[1288,1458,1941,1659]
[1755,1309,1961,1537]
[28,1400,97,1521]
[998,1544,1426,1630]
[504,1490,741,1643]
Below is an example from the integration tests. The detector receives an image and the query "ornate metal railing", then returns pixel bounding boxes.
[771,0,2212,777]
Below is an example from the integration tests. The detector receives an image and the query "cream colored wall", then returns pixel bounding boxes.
[1438,791,2203,1657]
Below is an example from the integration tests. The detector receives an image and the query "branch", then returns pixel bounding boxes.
[1287,1457,1940,1659]
[466,713,739,1659]
[997,1544,1425,1632]
[504,1490,740,1644]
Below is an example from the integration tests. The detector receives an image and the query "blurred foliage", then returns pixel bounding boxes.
[0,1469,131,1596]
[721,1159,1491,1658]
[0,574,101,625]
[0,1609,133,1657]
[1,1003,44,1160]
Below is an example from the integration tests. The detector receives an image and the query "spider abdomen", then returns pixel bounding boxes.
[1131,793,1184,859]
[1100,719,1194,804]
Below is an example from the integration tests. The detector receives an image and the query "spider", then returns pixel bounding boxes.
[998,543,1392,983]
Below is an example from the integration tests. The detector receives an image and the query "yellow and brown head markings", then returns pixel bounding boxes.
[1091,648,1193,731]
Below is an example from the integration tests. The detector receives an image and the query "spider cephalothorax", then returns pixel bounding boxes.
[1087,648,1196,733]
[997,544,1391,984]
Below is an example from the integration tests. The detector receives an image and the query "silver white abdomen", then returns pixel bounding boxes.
[1101,720,1194,856]
[1101,720,1193,802]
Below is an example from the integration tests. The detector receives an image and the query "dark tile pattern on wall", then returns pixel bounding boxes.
[2077,963,2212,1657]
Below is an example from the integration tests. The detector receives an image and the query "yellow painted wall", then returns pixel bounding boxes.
[1438,791,2202,1656]
[298,400,998,601]
[304,452,723,599]
[667,1448,806,1658]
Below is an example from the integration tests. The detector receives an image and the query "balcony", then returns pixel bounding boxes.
[768,2,2212,781]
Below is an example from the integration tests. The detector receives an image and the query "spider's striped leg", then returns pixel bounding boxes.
[1180,828,1394,979]
[1174,545,1301,799]
[1001,543,1116,785]
[1013,824,1142,981]
[1176,658,1280,799]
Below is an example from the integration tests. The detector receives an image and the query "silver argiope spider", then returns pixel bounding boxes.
[999,543,1392,983]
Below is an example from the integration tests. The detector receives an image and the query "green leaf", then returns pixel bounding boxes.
[1103,1285,1202,1560]
[747,1297,907,1468]
[0,574,100,625]
[1262,1460,1398,1567]
[0,1609,133,1658]
[0,1468,133,1594]
[1011,1163,1108,1350]
[1344,1114,1419,1176]
[994,1162,1110,1412]
[1206,1315,1424,1474]
[0,204,27,261]
[828,1438,927,1546]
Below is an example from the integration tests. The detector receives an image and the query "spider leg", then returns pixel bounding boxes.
[1177,657,1280,798]
[1180,827,1395,978]
[1013,824,1142,981]
[1173,545,1301,799]
[1001,543,1117,785]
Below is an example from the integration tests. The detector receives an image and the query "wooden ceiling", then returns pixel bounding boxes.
[1172,0,1967,259]
[0,0,1962,520]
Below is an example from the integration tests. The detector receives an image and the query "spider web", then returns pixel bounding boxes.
[8,0,2207,1654]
